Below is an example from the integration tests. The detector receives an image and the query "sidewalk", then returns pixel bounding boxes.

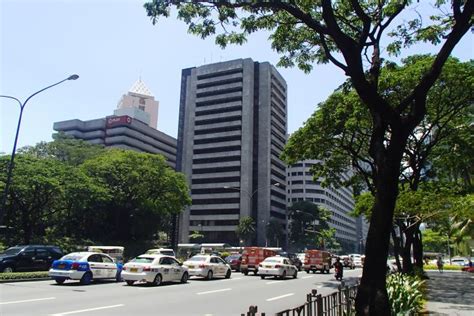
[424,270,474,315]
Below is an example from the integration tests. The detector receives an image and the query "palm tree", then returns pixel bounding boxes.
[266,219,285,247]
[236,216,256,246]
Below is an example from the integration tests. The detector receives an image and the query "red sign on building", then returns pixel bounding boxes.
[106,115,132,128]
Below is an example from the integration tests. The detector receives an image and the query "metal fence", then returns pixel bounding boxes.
[241,282,358,316]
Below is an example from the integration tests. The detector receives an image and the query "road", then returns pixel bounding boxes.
[0,268,361,316]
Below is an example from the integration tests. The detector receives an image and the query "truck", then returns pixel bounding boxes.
[303,249,331,274]
[240,247,278,275]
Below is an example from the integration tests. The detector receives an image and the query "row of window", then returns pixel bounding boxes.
[193,145,241,155]
[190,209,240,215]
[194,124,242,135]
[190,220,239,226]
[195,104,242,116]
[193,165,241,174]
[192,176,241,184]
[197,68,243,80]
[196,86,242,98]
[194,134,241,145]
[195,114,242,126]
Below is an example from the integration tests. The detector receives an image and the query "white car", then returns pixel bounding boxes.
[349,254,363,267]
[182,255,231,279]
[258,256,298,279]
[122,254,188,286]
[451,257,469,266]
[49,252,122,285]
[145,248,176,257]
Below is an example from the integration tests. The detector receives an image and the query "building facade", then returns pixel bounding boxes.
[177,58,288,246]
[287,160,363,252]
[53,80,176,168]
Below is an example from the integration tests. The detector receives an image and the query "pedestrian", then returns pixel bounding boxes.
[436,256,444,273]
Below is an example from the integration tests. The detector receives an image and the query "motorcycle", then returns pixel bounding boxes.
[334,265,343,281]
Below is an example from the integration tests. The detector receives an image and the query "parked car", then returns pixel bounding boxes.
[182,254,231,279]
[0,245,63,273]
[349,254,363,267]
[225,254,242,271]
[451,257,470,266]
[258,256,298,279]
[122,254,188,286]
[48,252,122,285]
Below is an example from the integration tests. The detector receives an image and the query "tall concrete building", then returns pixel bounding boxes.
[177,58,288,246]
[287,160,363,252]
[53,80,176,169]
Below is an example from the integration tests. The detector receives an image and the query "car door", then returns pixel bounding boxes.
[217,257,228,275]
[283,259,291,275]
[170,258,182,281]
[35,248,52,271]
[100,254,117,279]
[87,254,105,279]
[159,257,172,282]
[209,257,220,275]
[17,248,36,272]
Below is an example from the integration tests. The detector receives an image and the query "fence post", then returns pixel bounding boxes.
[316,294,323,316]
[338,285,343,315]
[345,286,350,315]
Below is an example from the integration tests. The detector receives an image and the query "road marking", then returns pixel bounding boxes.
[266,280,284,285]
[302,276,314,279]
[223,277,242,281]
[197,288,232,295]
[266,293,294,301]
[0,297,56,305]
[50,304,124,315]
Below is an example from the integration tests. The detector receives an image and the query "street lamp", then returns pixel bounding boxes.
[0,74,79,225]
[223,182,281,246]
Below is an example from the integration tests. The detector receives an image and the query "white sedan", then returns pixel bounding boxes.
[122,254,188,286]
[182,255,231,280]
[258,256,298,279]
[49,252,122,285]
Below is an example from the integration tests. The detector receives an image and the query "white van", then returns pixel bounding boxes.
[349,253,363,267]
[145,248,176,257]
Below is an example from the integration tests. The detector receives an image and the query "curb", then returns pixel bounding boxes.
[0,277,51,283]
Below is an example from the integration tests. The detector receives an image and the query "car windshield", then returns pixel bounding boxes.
[160,251,174,256]
[1,247,23,256]
[226,255,240,260]
[132,257,155,263]
[187,256,207,262]
[61,254,84,261]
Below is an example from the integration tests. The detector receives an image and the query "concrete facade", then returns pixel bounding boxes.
[177,58,287,246]
[287,160,363,252]
[53,115,177,169]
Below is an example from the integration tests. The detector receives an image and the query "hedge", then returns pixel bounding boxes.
[423,264,462,271]
[0,271,49,280]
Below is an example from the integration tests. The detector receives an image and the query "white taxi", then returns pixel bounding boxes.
[258,256,298,279]
[49,252,122,285]
[182,255,231,280]
[122,254,188,286]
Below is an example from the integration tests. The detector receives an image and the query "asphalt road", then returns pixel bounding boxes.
[0,268,362,316]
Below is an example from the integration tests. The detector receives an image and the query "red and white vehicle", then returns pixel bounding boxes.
[240,247,278,275]
[303,250,332,274]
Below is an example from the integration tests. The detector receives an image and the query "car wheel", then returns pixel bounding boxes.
[153,274,162,286]
[2,266,14,273]
[126,280,134,286]
[80,272,93,285]
[243,270,248,275]
[181,272,189,283]
[225,269,231,279]
[280,270,287,279]
[305,270,309,274]
[55,278,66,285]
[206,270,213,280]
[260,275,265,279]
[293,270,298,279]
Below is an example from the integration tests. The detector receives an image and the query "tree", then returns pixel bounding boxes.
[236,216,256,246]
[144,1,473,313]
[265,219,285,247]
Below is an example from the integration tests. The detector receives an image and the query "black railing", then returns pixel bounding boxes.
[242,282,358,316]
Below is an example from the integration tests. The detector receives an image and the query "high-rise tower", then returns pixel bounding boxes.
[177,58,288,246]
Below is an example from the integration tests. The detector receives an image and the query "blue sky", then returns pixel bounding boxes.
[1,0,472,154]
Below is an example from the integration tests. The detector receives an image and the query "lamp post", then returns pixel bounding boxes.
[224,182,280,246]
[0,74,79,225]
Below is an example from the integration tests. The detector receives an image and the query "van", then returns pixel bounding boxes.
[240,247,278,275]
[145,248,176,257]
[303,250,331,273]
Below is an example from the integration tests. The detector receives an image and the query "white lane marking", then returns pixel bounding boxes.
[223,277,242,281]
[266,280,284,285]
[302,276,314,279]
[50,304,124,316]
[266,293,294,301]
[197,288,232,295]
[0,297,56,305]
[317,285,323,288]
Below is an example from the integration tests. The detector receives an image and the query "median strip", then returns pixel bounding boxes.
[50,304,124,315]
[197,288,232,295]
[0,297,56,305]
[266,293,294,301]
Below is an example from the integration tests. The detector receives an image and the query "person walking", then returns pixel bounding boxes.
[436,256,444,273]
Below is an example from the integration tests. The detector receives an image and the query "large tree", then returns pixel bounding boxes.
[144,1,473,313]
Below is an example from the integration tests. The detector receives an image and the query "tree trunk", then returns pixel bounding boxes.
[355,165,399,315]
[402,227,414,274]
[413,225,424,271]
[391,228,402,272]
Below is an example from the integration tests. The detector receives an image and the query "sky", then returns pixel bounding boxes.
[1,0,472,154]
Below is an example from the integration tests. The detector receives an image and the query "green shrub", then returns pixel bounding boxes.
[386,273,425,315]
[0,272,49,280]
[423,264,462,271]
[219,251,231,259]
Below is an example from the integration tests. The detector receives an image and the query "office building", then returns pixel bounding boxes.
[287,160,362,252]
[177,58,288,245]
[53,80,176,168]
